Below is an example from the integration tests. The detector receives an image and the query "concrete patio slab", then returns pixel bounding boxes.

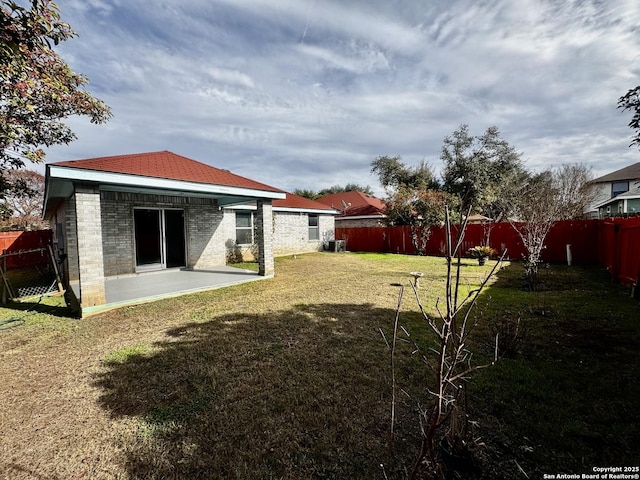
[72,266,266,316]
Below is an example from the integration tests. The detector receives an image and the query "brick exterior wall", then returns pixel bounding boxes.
[48,187,328,310]
[48,196,81,313]
[61,196,79,282]
[186,201,227,270]
[318,214,335,248]
[335,217,385,228]
[256,201,275,276]
[272,212,334,255]
[99,191,225,275]
[74,186,106,307]
[225,209,335,259]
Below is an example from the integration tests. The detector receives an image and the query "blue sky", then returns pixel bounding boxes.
[41,0,640,195]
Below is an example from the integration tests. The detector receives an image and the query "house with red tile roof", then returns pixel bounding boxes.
[43,151,336,315]
[316,191,386,227]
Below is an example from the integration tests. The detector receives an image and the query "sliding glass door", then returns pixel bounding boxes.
[164,209,186,268]
[134,208,185,272]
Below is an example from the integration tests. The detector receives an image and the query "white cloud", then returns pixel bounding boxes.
[42,0,640,195]
[297,42,390,74]
[205,67,256,89]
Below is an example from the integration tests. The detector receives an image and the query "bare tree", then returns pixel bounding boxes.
[505,164,593,290]
[0,169,47,231]
[382,208,503,479]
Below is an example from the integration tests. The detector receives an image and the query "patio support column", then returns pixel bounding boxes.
[255,200,275,276]
[74,185,106,309]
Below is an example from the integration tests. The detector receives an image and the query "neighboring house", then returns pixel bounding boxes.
[586,162,640,218]
[595,185,640,218]
[227,192,337,260]
[316,191,386,227]
[43,151,336,315]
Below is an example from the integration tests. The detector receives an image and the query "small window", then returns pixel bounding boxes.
[611,181,629,198]
[308,215,319,241]
[236,212,253,245]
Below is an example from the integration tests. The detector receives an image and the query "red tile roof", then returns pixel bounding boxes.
[274,192,336,211]
[52,151,283,193]
[316,191,386,217]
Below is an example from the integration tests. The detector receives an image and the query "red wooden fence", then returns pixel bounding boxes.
[336,218,640,287]
[0,230,53,268]
[597,217,640,286]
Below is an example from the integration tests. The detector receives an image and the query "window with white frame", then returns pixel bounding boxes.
[308,214,319,240]
[236,212,253,245]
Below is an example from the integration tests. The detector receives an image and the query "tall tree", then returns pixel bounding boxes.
[1,0,111,176]
[371,155,439,192]
[295,184,374,200]
[316,183,374,198]
[371,155,449,254]
[292,188,319,200]
[0,168,47,230]
[618,86,640,148]
[441,125,526,221]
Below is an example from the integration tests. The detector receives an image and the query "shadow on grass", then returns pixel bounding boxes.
[92,263,640,480]
[93,302,427,479]
[1,295,74,319]
[468,262,640,479]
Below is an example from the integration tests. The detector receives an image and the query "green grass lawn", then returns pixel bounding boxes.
[0,253,638,479]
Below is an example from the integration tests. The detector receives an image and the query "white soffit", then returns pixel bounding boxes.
[48,165,286,200]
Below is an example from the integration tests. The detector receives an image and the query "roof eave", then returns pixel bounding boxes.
[336,214,386,220]
[227,204,338,215]
[47,165,286,201]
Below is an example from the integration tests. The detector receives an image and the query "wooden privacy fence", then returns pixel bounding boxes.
[336,219,640,287]
[0,230,53,268]
[597,217,640,287]
[0,230,65,302]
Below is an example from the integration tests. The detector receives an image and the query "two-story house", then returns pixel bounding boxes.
[586,162,640,218]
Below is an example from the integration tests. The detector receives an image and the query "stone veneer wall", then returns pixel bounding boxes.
[99,191,225,276]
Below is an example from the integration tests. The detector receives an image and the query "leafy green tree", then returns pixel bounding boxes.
[293,188,319,200]
[0,168,47,230]
[295,184,374,200]
[317,183,373,197]
[618,86,640,148]
[1,0,111,173]
[371,155,449,254]
[371,155,439,192]
[441,125,526,221]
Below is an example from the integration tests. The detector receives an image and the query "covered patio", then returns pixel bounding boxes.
[43,151,286,317]
[71,266,263,315]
